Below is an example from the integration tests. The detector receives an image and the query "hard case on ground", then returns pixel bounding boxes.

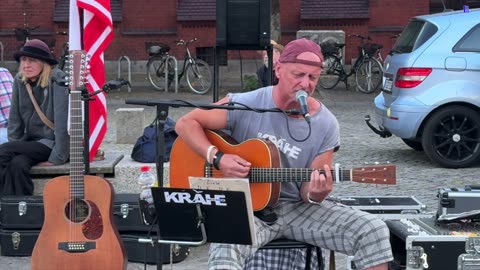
[386,217,480,270]
[337,195,430,270]
[436,185,480,221]
[113,193,157,232]
[0,196,44,229]
[0,229,39,256]
[121,233,190,264]
[333,195,426,214]
[0,194,148,231]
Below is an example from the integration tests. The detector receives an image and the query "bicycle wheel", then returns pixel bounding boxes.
[318,55,342,90]
[147,56,174,91]
[185,59,212,94]
[355,58,383,94]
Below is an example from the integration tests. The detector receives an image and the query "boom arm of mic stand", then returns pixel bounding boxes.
[125,98,299,114]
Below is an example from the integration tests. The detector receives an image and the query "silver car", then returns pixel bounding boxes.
[366,8,480,168]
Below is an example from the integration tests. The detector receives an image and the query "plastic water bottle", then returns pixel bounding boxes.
[138,165,156,204]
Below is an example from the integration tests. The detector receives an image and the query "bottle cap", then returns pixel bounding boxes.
[140,165,150,172]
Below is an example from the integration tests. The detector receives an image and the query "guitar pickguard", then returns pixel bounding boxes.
[82,200,103,240]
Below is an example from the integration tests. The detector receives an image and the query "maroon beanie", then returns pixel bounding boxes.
[278,38,323,67]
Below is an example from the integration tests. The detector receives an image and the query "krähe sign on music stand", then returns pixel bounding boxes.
[151,185,256,246]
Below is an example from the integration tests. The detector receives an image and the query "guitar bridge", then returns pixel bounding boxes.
[58,242,96,253]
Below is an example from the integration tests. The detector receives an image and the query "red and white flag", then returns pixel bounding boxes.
[69,0,113,161]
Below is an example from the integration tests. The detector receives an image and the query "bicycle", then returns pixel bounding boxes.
[318,34,384,94]
[14,26,39,42]
[146,38,212,94]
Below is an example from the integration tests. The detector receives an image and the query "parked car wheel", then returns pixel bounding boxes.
[401,139,424,151]
[422,106,480,168]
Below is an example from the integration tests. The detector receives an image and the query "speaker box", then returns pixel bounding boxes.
[216,0,271,49]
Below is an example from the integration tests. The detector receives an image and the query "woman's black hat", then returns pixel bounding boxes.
[13,39,58,65]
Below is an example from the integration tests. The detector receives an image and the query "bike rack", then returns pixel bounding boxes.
[117,55,132,92]
[166,55,178,93]
[0,41,4,67]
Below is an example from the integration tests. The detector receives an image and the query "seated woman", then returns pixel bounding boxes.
[0,39,69,196]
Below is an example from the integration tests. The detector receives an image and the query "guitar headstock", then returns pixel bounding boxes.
[351,164,396,185]
[65,50,90,90]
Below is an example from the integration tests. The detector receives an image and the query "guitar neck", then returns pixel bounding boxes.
[249,168,350,183]
[248,164,395,185]
[67,50,89,199]
[69,90,84,198]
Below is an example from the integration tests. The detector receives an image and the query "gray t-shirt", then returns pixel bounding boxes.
[227,86,340,202]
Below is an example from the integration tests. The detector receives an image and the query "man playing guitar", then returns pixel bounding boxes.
[174,38,393,270]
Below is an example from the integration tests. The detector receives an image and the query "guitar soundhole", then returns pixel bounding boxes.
[65,199,90,223]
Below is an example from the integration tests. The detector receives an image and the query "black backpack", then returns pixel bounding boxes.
[131,117,177,163]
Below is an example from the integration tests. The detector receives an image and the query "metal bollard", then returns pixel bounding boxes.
[165,55,178,93]
[117,55,132,92]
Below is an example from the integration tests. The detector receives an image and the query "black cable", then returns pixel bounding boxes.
[172,99,312,142]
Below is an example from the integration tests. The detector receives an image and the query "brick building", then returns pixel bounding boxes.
[0,0,479,66]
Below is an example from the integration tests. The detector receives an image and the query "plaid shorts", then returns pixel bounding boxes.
[244,248,321,270]
[208,200,393,270]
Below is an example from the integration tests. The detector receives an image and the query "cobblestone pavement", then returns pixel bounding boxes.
[1,85,478,270]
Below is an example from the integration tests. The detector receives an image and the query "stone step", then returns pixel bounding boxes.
[32,156,171,196]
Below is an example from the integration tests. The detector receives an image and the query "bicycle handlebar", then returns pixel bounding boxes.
[176,37,199,46]
[349,34,372,41]
[14,26,39,32]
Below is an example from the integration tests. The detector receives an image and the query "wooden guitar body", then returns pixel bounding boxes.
[170,130,281,211]
[31,175,127,270]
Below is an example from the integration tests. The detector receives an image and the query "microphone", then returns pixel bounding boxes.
[295,90,311,123]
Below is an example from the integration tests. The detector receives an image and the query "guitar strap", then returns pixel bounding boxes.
[25,83,55,130]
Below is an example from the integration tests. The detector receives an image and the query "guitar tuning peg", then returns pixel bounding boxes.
[374,161,380,165]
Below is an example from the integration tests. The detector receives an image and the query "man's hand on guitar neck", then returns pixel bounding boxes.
[305,164,333,204]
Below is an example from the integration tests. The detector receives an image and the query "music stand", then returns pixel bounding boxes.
[150,187,255,246]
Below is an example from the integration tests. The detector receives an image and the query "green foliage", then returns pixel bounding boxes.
[242,74,259,91]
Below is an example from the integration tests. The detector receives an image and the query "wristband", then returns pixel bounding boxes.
[212,151,224,170]
[307,193,322,205]
[206,145,217,164]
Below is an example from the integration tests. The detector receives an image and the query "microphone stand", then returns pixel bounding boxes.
[79,79,130,173]
[125,98,298,270]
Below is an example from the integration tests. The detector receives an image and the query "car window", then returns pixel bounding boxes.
[453,23,480,52]
[392,19,438,53]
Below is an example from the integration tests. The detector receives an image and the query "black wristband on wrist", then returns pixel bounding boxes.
[212,151,224,170]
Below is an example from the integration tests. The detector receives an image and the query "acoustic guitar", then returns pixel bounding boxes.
[170,130,396,211]
[31,51,127,270]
